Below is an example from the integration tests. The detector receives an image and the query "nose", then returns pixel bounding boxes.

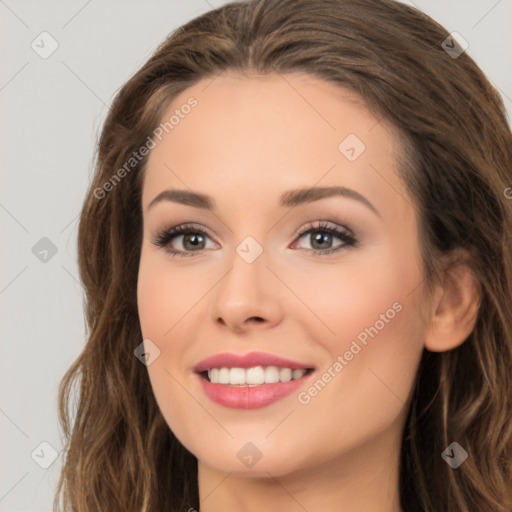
[209,250,285,334]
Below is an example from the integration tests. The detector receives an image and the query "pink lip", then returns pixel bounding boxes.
[197,375,314,409]
[194,351,316,409]
[194,351,314,373]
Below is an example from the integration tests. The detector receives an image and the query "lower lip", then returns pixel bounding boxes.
[197,372,314,409]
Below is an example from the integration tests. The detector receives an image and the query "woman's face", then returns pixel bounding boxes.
[137,71,428,477]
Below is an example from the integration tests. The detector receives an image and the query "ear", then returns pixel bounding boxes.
[424,251,482,352]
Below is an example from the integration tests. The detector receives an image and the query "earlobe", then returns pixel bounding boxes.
[424,254,482,353]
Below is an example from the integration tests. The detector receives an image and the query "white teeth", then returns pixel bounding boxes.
[206,366,310,385]
[264,366,280,383]
[218,367,230,384]
[229,367,245,385]
[209,368,219,383]
[292,369,307,380]
[279,368,292,382]
[246,366,265,385]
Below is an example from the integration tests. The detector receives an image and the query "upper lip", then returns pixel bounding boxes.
[194,351,315,373]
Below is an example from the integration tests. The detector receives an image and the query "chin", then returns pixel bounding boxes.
[191,436,315,478]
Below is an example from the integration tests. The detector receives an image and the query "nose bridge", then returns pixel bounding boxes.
[221,234,268,304]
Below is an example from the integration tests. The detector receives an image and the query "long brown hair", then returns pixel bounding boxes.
[54,0,512,510]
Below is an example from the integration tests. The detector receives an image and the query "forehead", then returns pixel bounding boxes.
[141,71,409,220]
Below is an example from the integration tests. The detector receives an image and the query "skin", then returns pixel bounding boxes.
[137,71,480,512]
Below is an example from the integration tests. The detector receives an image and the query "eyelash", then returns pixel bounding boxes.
[151,221,358,258]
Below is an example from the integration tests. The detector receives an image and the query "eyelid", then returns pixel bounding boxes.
[294,220,354,238]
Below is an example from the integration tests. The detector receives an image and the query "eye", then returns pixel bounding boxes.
[151,223,216,258]
[291,221,357,256]
[152,220,357,258]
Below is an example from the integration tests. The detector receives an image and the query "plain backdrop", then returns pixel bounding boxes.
[1,0,511,510]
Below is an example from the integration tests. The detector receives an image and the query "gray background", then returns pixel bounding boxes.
[1,0,511,510]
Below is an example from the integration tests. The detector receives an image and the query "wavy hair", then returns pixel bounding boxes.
[54,0,512,510]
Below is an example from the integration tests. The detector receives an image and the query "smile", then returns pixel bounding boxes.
[203,366,313,385]
[194,351,316,409]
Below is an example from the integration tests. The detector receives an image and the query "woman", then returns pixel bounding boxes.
[54,0,512,511]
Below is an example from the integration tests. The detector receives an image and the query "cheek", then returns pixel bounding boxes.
[136,254,203,442]
[137,249,201,339]
[137,279,171,340]
[293,245,425,420]
[137,253,187,403]
[298,271,425,442]
[286,250,417,350]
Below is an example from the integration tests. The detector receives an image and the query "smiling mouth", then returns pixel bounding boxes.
[199,366,315,386]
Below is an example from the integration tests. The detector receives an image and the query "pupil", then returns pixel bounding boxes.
[312,232,331,249]
[185,234,203,249]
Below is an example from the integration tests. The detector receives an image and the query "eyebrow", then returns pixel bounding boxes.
[147,186,380,217]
